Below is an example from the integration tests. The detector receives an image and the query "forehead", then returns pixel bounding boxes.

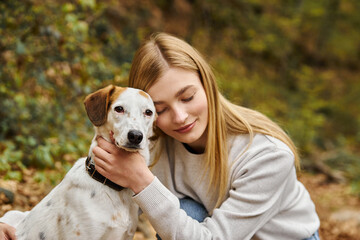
[111,87,153,107]
[148,68,201,101]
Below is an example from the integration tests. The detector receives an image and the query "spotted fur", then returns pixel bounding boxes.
[16,85,156,240]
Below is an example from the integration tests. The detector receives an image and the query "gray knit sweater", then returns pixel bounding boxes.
[133,134,320,240]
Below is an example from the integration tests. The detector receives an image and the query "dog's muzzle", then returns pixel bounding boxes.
[119,130,144,150]
[128,130,143,145]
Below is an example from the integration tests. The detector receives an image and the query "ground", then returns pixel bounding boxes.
[1,169,359,240]
[298,173,360,240]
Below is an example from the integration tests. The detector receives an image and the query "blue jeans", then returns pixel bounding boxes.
[157,197,320,240]
[303,230,320,240]
[178,197,209,222]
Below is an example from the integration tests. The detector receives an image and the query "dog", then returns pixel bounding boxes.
[15,85,156,240]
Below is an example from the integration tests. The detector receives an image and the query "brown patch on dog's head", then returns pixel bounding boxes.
[138,90,150,99]
[110,87,127,103]
[84,85,126,126]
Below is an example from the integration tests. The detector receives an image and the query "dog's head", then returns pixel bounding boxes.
[84,85,156,151]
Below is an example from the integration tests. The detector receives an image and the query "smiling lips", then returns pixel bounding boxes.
[175,121,196,133]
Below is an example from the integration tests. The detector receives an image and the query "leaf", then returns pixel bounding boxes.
[5,171,22,181]
[79,0,96,9]
[15,39,26,55]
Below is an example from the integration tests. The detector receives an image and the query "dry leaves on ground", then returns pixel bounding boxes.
[1,170,360,240]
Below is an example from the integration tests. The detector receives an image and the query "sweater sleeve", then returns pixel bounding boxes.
[133,146,296,240]
[133,177,213,239]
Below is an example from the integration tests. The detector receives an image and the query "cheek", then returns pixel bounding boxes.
[193,94,208,117]
[155,116,170,133]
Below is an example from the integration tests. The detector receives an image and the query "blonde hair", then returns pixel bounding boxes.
[128,32,300,209]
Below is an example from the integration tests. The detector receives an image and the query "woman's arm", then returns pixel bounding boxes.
[132,148,299,240]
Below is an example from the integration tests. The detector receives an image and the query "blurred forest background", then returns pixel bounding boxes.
[0,0,359,239]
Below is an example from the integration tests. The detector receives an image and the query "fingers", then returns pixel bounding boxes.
[92,156,108,176]
[92,144,110,159]
[92,146,112,174]
[96,137,117,154]
[7,225,16,240]
[109,131,115,143]
[95,137,130,161]
[0,223,17,240]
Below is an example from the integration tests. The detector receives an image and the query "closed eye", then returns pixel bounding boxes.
[156,107,167,115]
[182,95,194,102]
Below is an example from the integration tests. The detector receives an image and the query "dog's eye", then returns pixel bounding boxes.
[145,109,153,116]
[114,106,124,113]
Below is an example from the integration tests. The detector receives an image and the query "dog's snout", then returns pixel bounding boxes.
[128,130,143,145]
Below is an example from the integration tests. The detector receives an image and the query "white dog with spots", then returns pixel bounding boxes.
[8,85,156,240]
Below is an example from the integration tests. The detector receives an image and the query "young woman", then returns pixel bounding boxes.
[0,33,320,240]
[93,33,320,239]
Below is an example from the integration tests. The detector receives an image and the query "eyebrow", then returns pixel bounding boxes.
[153,85,195,105]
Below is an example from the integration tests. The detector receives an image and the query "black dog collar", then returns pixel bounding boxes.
[85,156,125,191]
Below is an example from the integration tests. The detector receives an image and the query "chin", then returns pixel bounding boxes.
[179,133,202,145]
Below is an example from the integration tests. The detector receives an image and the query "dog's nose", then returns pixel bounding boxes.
[128,130,143,145]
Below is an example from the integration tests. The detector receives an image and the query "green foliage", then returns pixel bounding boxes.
[0,0,135,178]
[325,148,360,196]
[0,0,359,192]
[197,0,360,191]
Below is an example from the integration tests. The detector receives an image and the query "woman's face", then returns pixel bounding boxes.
[147,67,209,153]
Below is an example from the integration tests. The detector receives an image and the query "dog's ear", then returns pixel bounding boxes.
[84,85,115,126]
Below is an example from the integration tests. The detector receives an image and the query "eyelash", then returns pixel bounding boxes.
[182,95,194,102]
[157,109,166,115]
[156,93,195,115]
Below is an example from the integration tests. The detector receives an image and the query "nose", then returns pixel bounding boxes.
[172,105,188,124]
[128,130,143,145]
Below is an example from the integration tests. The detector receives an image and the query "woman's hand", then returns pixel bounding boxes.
[0,223,16,240]
[92,137,154,194]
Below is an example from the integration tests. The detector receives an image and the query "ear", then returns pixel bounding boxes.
[84,85,115,126]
